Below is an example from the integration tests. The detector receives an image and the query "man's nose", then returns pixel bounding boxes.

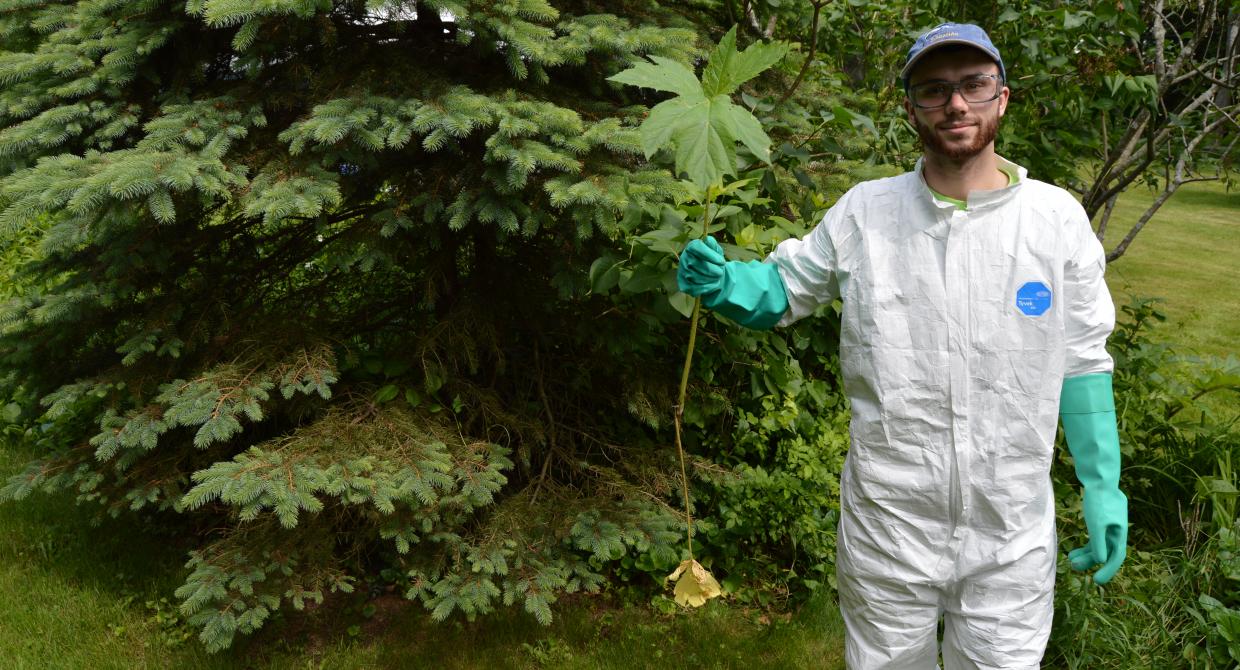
[944,88,970,113]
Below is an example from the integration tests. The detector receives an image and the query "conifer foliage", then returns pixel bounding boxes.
[0,0,731,651]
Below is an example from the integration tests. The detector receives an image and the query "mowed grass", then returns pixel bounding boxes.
[0,441,847,669]
[1102,179,1240,359]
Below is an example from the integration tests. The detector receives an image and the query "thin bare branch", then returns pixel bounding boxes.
[1170,53,1240,87]
[1107,183,1177,262]
[1096,193,1118,243]
[1209,99,1240,130]
[776,0,827,108]
[1107,110,1232,261]
[1167,0,1218,82]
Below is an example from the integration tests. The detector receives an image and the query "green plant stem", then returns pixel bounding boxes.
[673,184,716,561]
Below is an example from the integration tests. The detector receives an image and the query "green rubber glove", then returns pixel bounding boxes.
[1060,373,1128,585]
[677,237,789,330]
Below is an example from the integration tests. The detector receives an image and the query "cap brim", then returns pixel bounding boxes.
[900,39,1003,83]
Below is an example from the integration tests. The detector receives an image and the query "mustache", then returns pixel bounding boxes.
[914,113,1000,160]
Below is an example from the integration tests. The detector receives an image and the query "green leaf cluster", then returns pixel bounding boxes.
[608,25,788,188]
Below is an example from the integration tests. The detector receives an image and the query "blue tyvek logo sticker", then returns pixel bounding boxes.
[1016,281,1052,316]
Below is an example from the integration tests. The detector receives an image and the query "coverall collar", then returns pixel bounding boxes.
[914,154,1027,214]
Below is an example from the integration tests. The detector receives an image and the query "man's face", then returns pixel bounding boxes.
[904,47,1009,161]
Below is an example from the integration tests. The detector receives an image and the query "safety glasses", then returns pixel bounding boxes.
[908,74,1003,109]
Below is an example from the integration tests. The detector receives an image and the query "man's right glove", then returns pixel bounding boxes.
[1060,373,1129,585]
[676,237,789,331]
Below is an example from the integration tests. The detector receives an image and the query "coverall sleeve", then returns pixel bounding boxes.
[1062,202,1116,378]
[765,191,847,327]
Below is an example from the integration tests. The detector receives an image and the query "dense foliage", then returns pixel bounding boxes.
[1,0,1237,663]
[0,0,723,651]
[1049,299,1240,668]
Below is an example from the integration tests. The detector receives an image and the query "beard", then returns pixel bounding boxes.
[913,111,1000,161]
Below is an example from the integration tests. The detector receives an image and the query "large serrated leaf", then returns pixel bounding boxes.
[674,96,739,187]
[701,25,790,97]
[607,56,700,97]
[718,103,770,163]
[611,25,785,189]
[700,26,742,98]
[640,95,706,159]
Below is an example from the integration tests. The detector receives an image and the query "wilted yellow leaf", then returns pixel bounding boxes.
[666,559,722,607]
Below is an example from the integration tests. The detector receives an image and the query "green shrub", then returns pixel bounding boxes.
[1046,297,1240,669]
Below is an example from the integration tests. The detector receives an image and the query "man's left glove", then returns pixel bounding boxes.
[1060,373,1128,585]
[676,237,789,331]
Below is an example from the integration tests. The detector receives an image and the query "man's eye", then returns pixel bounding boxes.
[964,80,987,91]
[921,85,949,97]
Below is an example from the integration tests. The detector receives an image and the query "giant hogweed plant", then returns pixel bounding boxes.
[607,25,790,607]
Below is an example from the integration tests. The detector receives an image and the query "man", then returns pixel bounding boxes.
[677,23,1127,669]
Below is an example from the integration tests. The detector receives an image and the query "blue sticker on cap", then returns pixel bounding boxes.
[1016,281,1052,316]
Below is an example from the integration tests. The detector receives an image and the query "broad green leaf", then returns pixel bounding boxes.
[701,25,790,97]
[833,105,877,137]
[1196,477,1239,498]
[700,26,740,97]
[375,384,399,403]
[718,103,770,162]
[735,223,758,247]
[404,388,422,408]
[589,255,622,293]
[717,178,756,196]
[636,227,686,255]
[641,94,706,159]
[1104,74,1125,96]
[1063,10,1091,29]
[618,265,665,294]
[607,56,700,97]
[724,40,789,93]
[720,242,760,262]
[611,25,785,189]
[668,292,695,318]
[676,97,738,187]
[1021,37,1040,59]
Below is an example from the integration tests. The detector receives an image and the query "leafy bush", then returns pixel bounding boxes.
[1047,297,1240,669]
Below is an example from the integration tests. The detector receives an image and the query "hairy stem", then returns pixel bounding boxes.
[673,184,716,560]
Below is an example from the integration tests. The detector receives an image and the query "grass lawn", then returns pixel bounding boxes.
[1102,179,1240,360]
[0,441,847,669]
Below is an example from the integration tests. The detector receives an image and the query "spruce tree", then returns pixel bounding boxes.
[0,0,742,651]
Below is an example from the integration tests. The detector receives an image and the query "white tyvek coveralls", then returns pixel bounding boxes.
[766,157,1114,669]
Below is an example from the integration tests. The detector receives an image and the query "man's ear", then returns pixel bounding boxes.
[903,96,916,125]
[998,85,1010,118]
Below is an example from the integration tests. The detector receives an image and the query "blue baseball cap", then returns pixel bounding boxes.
[901,23,1005,89]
